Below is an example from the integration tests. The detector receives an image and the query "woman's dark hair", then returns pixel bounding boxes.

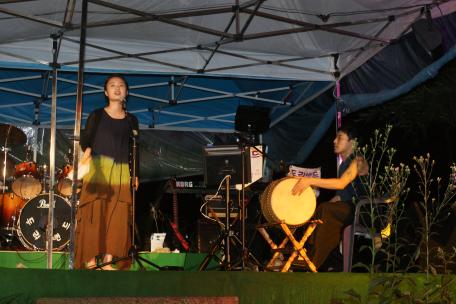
[103,74,129,105]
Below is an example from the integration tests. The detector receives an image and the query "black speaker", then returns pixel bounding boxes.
[234,105,270,134]
[203,145,251,186]
[197,219,221,253]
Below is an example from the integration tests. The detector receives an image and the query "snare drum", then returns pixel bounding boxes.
[17,193,71,251]
[260,177,316,227]
[56,164,81,197]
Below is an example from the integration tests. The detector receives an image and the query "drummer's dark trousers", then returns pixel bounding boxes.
[307,201,354,270]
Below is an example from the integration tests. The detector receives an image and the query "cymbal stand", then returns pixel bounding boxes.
[41,164,48,193]
[1,146,8,244]
[1,136,12,245]
[1,126,12,191]
[1,146,9,192]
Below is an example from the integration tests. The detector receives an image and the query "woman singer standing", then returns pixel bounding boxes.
[75,74,139,270]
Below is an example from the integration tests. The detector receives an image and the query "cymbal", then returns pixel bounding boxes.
[0,124,26,146]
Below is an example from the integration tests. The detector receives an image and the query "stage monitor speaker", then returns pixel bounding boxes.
[203,145,251,186]
[235,105,270,134]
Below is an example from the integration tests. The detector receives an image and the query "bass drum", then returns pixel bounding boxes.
[260,177,316,227]
[17,194,71,251]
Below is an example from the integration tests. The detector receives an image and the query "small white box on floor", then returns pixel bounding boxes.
[150,233,166,252]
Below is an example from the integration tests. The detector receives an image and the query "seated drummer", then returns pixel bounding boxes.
[291,124,368,271]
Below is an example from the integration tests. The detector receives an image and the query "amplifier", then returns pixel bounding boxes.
[204,194,239,219]
[197,219,221,253]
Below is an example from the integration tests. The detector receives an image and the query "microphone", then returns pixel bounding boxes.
[132,129,139,138]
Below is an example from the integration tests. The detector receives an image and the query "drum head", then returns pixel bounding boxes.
[17,194,71,251]
[261,178,316,227]
[56,178,81,197]
[12,176,42,199]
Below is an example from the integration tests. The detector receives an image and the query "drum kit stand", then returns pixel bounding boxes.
[0,123,76,251]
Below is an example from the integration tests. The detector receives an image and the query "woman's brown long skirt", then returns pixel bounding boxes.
[75,156,132,269]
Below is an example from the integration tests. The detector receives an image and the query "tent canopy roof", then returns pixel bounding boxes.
[2,1,456,181]
[2,0,456,81]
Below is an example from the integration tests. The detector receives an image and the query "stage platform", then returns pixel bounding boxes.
[0,250,210,271]
[1,251,455,303]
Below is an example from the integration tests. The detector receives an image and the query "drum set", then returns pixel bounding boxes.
[1,123,77,251]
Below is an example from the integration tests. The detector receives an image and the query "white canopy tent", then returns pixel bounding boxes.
[1,1,456,133]
[2,0,456,269]
[2,0,456,81]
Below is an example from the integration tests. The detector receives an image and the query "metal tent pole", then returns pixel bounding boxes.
[68,0,88,270]
[46,35,60,269]
[333,54,342,173]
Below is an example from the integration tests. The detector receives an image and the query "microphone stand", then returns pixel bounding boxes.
[94,129,182,271]
[236,132,265,270]
[131,131,137,248]
[124,130,155,269]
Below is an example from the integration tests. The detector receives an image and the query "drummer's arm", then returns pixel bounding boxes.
[291,160,359,195]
